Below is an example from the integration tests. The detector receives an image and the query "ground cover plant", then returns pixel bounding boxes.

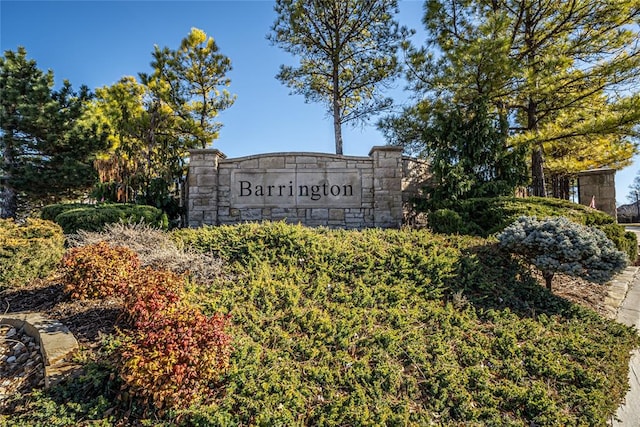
[0,218,65,289]
[169,222,638,426]
[2,222,638,426]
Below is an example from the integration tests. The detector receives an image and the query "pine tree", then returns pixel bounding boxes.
[389,0,640,197]
[1,47,108,218]
[269,0,408,155]
[143,27,235,149]
[382,97,527,203]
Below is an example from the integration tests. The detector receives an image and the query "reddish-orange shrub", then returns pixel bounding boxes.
[62,243,233,410]
[118,307,231,409]
[60,242,140,299]
[121,267,184,325]
[117,267,232,409]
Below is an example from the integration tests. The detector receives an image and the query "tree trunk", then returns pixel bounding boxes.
[525,9,546,198]
[332,21,343,156]
[531,146,546,197]
[332,66,343,154]
[543,271,554,291]
[527,97,545,197]
[551,174,571,199]
[0,186,18,219]
[1,131,18,219]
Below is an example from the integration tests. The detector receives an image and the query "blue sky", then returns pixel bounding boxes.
[1,0,638,204]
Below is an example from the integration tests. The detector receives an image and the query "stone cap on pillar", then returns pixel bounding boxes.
[369,146,403,157]
[577,167,615,177]
[189,149,227,159]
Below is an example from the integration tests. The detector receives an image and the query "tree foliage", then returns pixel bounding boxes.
[91,28,235,219]
[387,0,640,197]
[269,0,408,154]
[0,47,108,218]
[142,27,235,149]
[383,97,527,204]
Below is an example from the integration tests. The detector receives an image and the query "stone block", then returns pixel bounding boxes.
[218,173,230,186]
[190,153,204,162]
[238,159,259,168]
[259,157,285,169]
[311,209,329,220]
[197,174,218,187]
[241,208,262,220]
[377,158,400,168]
[203,212,216,225]
[295,156,319,164]
[327,161,347,168]
[329,209,345,221]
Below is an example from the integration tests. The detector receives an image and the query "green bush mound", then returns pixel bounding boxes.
[41,203,89,222]
[0,218,65,289]
[168,222,638,426]
[41,203,168,234]
[427,197,638,261]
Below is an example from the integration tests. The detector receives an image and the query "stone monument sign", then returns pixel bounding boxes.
[186,146,431,229]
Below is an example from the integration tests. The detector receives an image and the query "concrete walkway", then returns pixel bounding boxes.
[611,227,640,426]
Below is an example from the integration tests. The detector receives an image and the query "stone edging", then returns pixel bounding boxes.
[0,312,80,388]
[605,266,640,320]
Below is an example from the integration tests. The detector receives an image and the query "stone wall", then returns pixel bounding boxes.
[577,168,617,220]
[187,146,431,229]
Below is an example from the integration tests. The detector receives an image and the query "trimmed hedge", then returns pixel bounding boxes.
[42,203,168,234]
[0,218,65,289]
[425,197,638,261]
[41,203,88,222]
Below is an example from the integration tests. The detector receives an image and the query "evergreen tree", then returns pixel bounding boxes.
[269,0,408,155]
[91,29,235,220]
[143,27,235,149]
[0,47,108,218]
[383,97,527,204]
[388,0,640,197]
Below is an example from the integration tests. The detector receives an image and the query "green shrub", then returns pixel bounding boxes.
[9,223,639,425]
[419,197,637,259]
[624,231,638,263]
[43,203,167,234]
[498,216,628,290]
[597,224,638,263]
[41,203,87,222]
[0,218,65,288]
[170,222,638,425]
[428,208,464,234]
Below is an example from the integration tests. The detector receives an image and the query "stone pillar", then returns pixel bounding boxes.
[577,168,617,220]
[369,146,403,228]
[187,149,226,227]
